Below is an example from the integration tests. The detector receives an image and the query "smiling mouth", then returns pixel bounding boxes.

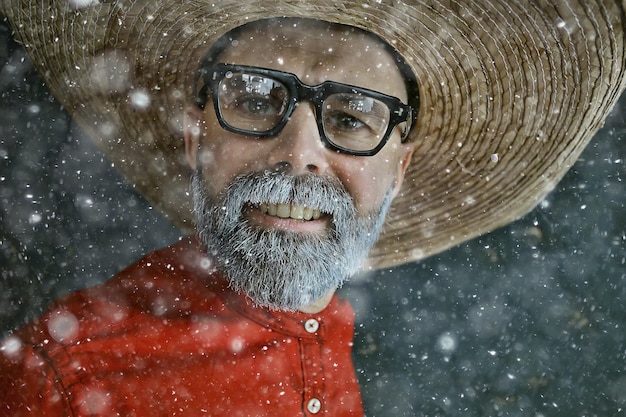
[257,202,323,221]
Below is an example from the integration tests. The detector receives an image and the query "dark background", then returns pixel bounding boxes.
[2,18,625,416]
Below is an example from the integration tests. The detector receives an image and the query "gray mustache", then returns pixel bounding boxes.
[221,170,356,220]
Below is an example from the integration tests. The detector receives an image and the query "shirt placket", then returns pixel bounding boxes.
[300,317,325,415]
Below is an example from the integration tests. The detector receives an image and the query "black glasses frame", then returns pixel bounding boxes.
[197,64,414,156]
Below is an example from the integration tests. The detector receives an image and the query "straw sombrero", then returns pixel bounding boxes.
[2,1,625,269]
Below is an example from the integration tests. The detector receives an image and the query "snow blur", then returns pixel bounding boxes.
[1,18,626,417]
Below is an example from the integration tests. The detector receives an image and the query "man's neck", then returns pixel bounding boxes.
[297,288,336,314]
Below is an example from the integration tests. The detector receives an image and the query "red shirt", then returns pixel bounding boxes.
[0,236,363,416]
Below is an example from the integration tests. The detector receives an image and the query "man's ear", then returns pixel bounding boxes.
[391,143,415,199]
[184,105,204,170]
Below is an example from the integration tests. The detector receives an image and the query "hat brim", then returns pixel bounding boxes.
[2,0,625,269]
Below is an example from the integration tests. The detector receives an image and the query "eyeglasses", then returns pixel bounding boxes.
[196,64,415,156]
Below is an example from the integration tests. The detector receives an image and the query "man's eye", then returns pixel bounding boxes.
[328,111,364,130]
[326,111,369,132]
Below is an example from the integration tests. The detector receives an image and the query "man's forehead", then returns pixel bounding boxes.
[211,18,405,93]
[219,19,389,61]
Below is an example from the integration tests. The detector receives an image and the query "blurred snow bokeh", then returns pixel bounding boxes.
[0,22,182,330]
[1,18,626,417]
[347,102,626,415]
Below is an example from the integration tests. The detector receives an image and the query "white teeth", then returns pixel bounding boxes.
[290,205,304,220]
[257,203,322,221]
[276,203,290,218]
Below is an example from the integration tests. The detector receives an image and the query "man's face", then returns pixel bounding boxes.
[185,20,414,311]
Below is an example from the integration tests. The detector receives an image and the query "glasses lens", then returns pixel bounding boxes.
[217,71,289,133]
[322,93,391,152]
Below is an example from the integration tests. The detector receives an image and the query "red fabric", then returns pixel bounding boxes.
[0,236,363,416]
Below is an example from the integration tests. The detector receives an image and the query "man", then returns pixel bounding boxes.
[0,16,414,417]
[1,1,624,416]
[184,19,415,313]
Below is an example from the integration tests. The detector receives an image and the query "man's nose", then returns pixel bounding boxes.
[266,103,330,175]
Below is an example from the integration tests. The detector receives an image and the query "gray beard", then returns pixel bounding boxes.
[191,169,393,311]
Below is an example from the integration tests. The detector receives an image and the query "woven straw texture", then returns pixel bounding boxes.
[2,0,625,269]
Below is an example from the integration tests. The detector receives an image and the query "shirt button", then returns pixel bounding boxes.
[304,318,319,333]
[307,398,322,414]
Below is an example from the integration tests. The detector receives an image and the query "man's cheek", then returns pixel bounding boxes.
[198,148,216,166]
